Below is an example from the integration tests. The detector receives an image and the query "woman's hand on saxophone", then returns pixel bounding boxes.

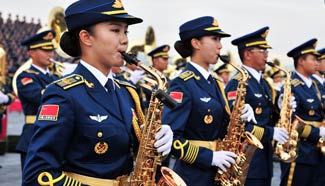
[241,104,257,123]
[154,125,173,156]
[211,151,237,172]
[0,91,9,104]
[273,127,289,144]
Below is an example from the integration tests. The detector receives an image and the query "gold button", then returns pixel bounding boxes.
[97,132,103,138]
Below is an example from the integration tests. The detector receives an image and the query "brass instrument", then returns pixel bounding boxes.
[215,55,263,186]
[0,46,8,112]
[49,58,66,77]
[121,53,186,186]
[318,133,325,155]
[48,6,70,58]
[267,62,300,163]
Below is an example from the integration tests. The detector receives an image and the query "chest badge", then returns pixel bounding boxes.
[307,99,314,103]
[204,115,213,124]
[200,97,211,103]
[254,93,262,98]
[309,109,315,116]
[255,107,263,115]
[94,142,109,154]
[90,114,108,123]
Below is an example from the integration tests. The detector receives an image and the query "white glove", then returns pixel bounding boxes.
[211,151,237,172]
[241,104,257,124]
[0,91,9,104]
[319,127,325,139]
[289,96,297,112]
[129,70,145,84]
[154,125,173,156]
[273,127,289,144]
[277,94,297,112]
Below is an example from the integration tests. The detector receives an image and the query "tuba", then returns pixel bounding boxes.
[215,55,263,186]
[267,62,300,163]
[119,52,186,186]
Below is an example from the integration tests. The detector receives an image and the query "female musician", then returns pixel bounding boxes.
[162,16,256,186]
[22,0,173,185]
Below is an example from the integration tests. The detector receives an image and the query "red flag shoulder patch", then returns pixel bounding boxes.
[38,105,59,121]
[170,92,183,103]
[227,91,237,100]
[21,77,33,85]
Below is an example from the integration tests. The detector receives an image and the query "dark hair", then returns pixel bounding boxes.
[174,37,204,58]
[293,54,308,69]
[60,26,94,57]
[238,47,256,62]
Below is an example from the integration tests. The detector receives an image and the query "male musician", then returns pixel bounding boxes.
[225,27,293,186]
[214,63,230,86]
[142,45,171,110]
[280,40,325,186]
[312,47,325,186]
[269,70,285,91]
[15,29,60,169]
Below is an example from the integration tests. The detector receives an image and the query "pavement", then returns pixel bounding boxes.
[0,111,282,185]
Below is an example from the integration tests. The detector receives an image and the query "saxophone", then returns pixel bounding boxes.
[267,62,300,163]
[121,53,186,186]
[215,55,263,186]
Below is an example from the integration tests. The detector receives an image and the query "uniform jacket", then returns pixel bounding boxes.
[162,63,230,186]
[16,65,59,153]
[291,73,322,165]
[225,69,278,179]
[22,64,139,185]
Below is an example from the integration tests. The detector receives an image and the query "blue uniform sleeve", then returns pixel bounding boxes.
[22,84,77,186]
[225,79,274,143]
[162,79,213,170]
[16,72,44,104]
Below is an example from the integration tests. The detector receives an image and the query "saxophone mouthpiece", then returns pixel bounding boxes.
[219,55,230,63]
[122,52,139,66]
[266,61,275,67]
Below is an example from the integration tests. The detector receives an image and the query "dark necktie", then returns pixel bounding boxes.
[105,79,121,115]
[208,75,217,95]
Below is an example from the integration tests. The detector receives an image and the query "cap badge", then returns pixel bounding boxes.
[112,0,123,8]
[43,32,54,40]
[212,19,218,26]
[261,29,269,38]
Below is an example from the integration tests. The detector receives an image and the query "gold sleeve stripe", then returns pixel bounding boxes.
[173,140,189,159]
[182,143,199,164]
[301,125,312,138]
[252,126,264,141]
[38,172,65,186]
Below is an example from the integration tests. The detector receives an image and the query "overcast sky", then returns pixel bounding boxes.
[1,0,324,68]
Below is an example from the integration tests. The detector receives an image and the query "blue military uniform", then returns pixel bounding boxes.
[225,27,277,186]
[280,39,323,186]
[162,16,231,186]
[22,63,142,185]
[23,0,144,185]
[15,29,59,168]
[163,63,231,186]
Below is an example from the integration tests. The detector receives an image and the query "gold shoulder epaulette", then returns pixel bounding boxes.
[25,69,40,75]
[178,70,200,81]
[232,73,242,81]
[291,79,304,87]
[54,74,87,90]
[114,79,136,89]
